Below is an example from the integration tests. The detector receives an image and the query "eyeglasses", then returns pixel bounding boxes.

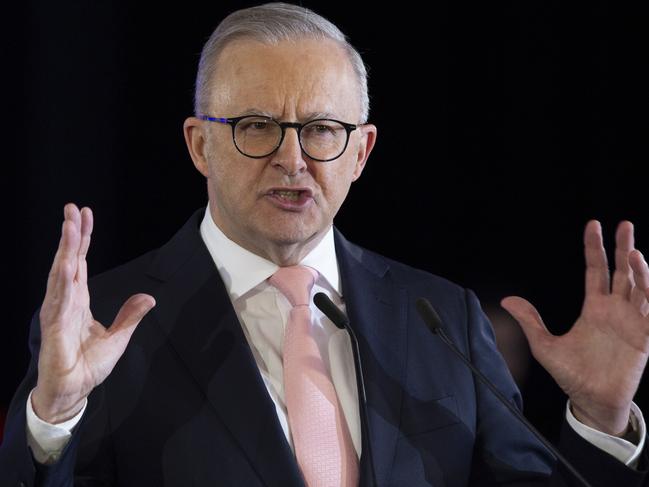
[199,115,360,162]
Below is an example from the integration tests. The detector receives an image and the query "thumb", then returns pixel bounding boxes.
[500,296,554,359]
[108,293,156,347]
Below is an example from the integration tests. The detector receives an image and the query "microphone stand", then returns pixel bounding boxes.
[314,292,378,487]
[416,297,594,487]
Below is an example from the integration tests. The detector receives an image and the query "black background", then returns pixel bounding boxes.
[2,1,648,444]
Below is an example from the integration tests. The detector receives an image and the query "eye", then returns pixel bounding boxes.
[239,119,272,131]
[304,121,341,138]
[252,121,270,130]
[313,124,332,133]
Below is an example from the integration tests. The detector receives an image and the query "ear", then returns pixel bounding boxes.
[351,124,377,181]
[183,117,210,178]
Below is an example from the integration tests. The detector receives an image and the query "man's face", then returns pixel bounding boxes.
[184,38,376,263]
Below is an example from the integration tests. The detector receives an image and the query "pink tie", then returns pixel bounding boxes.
[269,266,359,487]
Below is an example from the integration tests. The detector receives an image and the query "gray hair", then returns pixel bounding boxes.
[193,2,370,123]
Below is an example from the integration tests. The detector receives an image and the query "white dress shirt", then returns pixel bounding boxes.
[197,207,360,456]
[26,206,645,469]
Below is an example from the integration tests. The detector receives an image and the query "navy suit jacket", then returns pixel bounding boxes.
[1,206,647,487]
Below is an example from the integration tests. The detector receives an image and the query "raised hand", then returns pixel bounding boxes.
[31,203,156,424]
[501,220,649,436]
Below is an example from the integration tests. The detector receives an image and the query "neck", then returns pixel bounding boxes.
[256,237,324,266]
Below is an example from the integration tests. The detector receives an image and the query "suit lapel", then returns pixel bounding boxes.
[335,229,408,487]
[142,208,407,487]
[145,208,304,487]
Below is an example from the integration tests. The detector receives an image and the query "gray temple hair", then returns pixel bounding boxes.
[193,2,370,123]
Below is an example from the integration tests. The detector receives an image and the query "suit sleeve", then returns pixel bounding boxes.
[463,289,649,487]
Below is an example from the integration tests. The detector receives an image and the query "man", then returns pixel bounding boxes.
[1,3,649,486]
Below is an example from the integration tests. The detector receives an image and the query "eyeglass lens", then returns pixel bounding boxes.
[234,117,348,160]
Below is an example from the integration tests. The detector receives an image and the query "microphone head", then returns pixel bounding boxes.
[415,297,444,335]
[313,292,349,330]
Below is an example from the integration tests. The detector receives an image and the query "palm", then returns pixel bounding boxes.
[502,221,649,435]
[33,204,155,423]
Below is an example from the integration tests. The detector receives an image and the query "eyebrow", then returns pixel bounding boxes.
[303,111,339,120]
[239,108,273,117]
[236,108,340,121]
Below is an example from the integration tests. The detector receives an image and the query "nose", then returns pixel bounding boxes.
[270,126,307,176]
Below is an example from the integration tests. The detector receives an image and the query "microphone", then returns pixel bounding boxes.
[313,292,378,487]
[415,297,594,487]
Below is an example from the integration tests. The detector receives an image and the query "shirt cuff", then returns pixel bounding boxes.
[566,400,646,468]
[25,388,87,465]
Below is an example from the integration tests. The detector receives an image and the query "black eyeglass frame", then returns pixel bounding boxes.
[199,114,360,162]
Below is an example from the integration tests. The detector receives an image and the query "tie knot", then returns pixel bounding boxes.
[268,265,318,307]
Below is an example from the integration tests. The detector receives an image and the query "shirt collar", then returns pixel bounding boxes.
[199,206,341,299]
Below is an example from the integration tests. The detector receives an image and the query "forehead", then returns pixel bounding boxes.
[209,38,361,120]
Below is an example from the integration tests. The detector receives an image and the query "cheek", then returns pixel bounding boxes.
[316,164,356,206]
[206,159,244,206]
[206,143,252,191]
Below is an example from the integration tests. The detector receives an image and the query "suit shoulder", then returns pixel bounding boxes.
[86,247,161,309]
[86,207,205,304]
[356,244,468,300]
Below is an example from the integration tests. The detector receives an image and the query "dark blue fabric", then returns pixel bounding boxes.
[1,206,647,487]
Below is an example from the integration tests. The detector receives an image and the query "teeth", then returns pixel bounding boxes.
[274,190,300,201]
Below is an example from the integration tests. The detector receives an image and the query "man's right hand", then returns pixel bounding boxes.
[31,203,156,424]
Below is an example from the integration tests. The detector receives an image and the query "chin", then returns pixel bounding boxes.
[267,229,315,246]
[261,222,323,247]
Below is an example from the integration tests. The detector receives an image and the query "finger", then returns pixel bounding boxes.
[107,294,156,350]
[612,221,635,298]
[78,207,93,257]
[501,296,554,359]
[584,220,610,296]
[75,207,93,284]
[629,250,649,316]
[58,203,82,261]
[44,204,82,308]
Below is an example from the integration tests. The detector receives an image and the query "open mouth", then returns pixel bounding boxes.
[266,188,314,208]
[270,190,302,201]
